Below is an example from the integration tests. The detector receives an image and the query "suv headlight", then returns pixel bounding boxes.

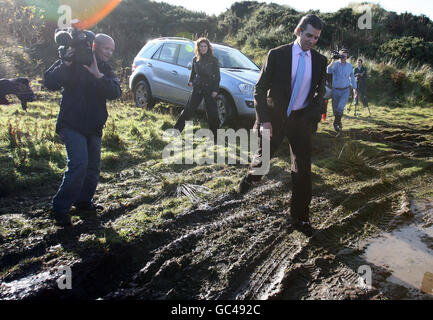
[238,83,254,95]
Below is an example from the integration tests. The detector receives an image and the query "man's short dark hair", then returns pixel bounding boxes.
[358,58,363,63]
[296,14,324,32]
[340,48,349,57]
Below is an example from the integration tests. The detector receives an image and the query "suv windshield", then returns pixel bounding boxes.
[214,47,259,71]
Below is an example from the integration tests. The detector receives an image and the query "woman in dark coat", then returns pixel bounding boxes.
[174,37,221,137]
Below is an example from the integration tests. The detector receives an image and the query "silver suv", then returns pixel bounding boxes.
[129,37,260,125]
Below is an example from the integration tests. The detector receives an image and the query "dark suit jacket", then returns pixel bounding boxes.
[254,43,328,125]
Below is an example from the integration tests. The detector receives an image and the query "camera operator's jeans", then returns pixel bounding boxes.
[331,87,350,115]
[53,127,102,214]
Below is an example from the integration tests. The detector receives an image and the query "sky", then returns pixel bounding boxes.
[151,0,433,19]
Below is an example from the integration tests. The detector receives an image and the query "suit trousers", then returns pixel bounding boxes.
[247,109,313,223]
[174,86,220,137]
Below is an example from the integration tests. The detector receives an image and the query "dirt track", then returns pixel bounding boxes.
[1,126,433,300]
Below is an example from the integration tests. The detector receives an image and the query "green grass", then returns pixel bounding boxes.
[1,85,432,244]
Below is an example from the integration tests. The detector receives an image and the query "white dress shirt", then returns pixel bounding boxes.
[291,41,312,110]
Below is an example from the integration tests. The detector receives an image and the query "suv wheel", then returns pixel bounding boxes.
[134,79,154,109]
[216,93,236,127]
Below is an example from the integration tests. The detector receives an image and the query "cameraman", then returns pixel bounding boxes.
[327,49,357,132]
[44,34,121,226]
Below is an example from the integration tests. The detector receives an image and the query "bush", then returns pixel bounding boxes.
[378,37,433,67]
[361,59,433,106]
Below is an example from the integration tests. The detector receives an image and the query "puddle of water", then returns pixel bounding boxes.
[363,201,433,296]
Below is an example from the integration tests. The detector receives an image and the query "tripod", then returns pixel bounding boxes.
[347,86,371,117]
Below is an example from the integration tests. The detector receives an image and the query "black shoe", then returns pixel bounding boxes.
[333,122,341,133]
[50,210,72,227]
[334,113,343,133]
[238,176,252,195]
[333,119,340,132]
[75,202,104,212]
[293,221,315,237]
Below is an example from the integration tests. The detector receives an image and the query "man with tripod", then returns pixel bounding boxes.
[354,58,369,112]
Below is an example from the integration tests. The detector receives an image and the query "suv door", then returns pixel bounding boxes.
[172,43,195,104]
[151,43,180,101]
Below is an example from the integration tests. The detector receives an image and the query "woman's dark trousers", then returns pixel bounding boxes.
[174,87,220,137]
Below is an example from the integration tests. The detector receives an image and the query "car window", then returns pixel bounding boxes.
[138,41,159,59]
[177,44,195,67]
[214,47,259,70]
[158,43,179,64]
[152,45,162,60]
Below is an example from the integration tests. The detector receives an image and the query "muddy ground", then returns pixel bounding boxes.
[1,124,433,300]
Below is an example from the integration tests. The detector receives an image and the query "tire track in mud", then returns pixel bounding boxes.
[2,127,431,299]
[105,182,290,299]
[229,190,399,300]
[348,127,433,157]
[107,170,423,300]
[234,234,308,300]
[102,126,430,300]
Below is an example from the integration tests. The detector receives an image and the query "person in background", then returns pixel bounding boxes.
[44,34,122,226]
[354,58,368,110]
[174,37,220,138]
[327,49,357,132]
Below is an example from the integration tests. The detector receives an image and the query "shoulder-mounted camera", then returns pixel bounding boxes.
[331,50,345,60]
[55,27,95,66]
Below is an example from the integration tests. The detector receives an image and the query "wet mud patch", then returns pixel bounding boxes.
[2,173,432,300]
[1,112,433,300]
[361,199,433,299]
[101,183,431,300]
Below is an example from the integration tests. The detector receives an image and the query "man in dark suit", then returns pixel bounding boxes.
[238,14,327,237]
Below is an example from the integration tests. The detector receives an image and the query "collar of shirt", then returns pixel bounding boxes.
[294,40,311,57]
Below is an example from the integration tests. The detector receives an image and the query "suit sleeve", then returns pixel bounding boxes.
[254,49,276,123]
[43,60,73,91]
[93,66,122,100]
[309,55,327,124]
[317,55,327,104]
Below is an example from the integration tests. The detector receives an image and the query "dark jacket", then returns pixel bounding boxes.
[254,43,327,124]
[44,59,122,137]
[188,54,220,93]
[354,66,368,85]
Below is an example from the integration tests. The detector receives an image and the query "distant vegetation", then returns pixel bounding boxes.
[1,0,433,106]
